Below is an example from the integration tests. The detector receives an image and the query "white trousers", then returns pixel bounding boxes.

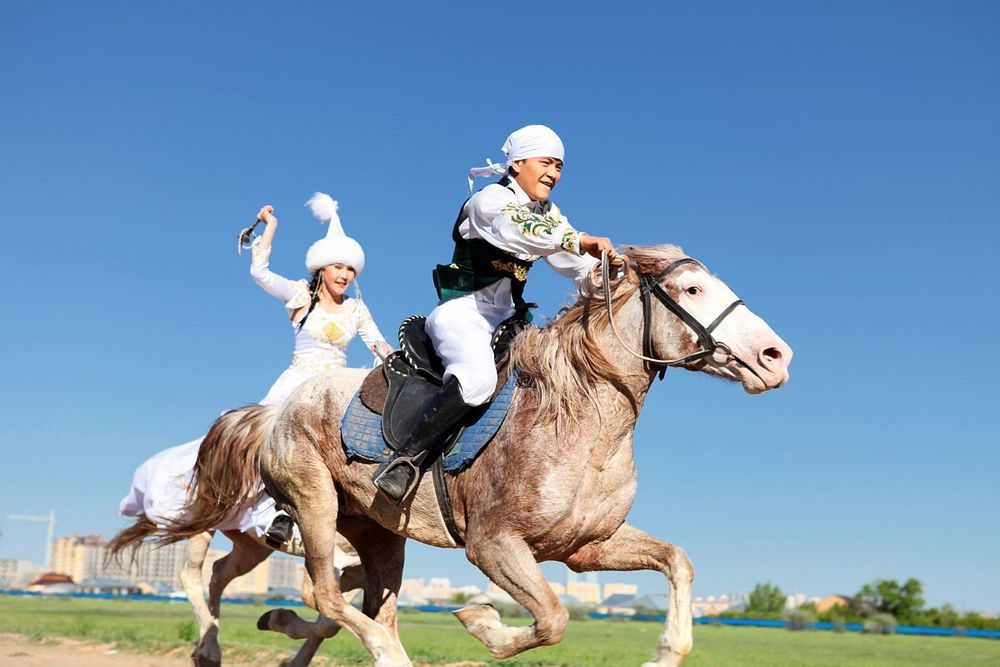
[425,293,514,406]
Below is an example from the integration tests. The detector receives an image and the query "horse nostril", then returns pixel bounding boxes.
[761,347,782,364]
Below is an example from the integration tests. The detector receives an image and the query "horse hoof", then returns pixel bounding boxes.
[453,603,502,630]
[257,607,297,632]
[190,652,221,667]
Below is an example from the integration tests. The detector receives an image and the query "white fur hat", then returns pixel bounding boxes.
[304,192,365,275]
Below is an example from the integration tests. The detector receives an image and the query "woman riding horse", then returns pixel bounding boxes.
[119,193,392,545]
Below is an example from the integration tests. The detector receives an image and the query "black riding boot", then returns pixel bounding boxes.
[372,376,470,503]
[264,511,294,548]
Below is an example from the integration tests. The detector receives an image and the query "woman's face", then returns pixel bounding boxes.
[321,263,356,298]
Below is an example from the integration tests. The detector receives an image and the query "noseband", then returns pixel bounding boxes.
[601,254,764,383]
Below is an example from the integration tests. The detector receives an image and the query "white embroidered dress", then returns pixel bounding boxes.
[119,238,387,535]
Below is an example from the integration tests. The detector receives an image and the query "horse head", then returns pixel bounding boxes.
[622,244,792,394]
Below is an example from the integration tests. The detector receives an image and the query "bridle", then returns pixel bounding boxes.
[601,253,766,384]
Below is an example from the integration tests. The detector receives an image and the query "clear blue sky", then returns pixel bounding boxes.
[1,2,997,611]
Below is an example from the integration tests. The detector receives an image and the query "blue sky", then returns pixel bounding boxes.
[1,2,997,611]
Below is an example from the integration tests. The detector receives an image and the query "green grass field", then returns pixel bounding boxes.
[1,595,998,666]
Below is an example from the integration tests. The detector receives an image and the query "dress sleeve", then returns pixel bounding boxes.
[467,187,585,257]
[351,299,389,350]
[250,237,308,303]
[545,251,600,298]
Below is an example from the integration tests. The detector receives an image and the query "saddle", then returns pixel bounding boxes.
[358,314,530,452]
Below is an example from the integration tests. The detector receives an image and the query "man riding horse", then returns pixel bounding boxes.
[373,124,618,501]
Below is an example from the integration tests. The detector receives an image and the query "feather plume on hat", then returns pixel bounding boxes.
[304,192,365,275]
[306,192,345,237]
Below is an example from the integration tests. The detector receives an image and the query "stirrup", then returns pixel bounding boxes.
[264,513,294,549]
[372,455,424,504]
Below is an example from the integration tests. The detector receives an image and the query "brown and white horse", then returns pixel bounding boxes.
[167,244,792,666]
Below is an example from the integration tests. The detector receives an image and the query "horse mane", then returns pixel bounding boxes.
[509,244,687,427]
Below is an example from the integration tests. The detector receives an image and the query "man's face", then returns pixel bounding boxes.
[512,156,563,201]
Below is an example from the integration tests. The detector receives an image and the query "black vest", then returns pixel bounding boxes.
[432,178,538,311]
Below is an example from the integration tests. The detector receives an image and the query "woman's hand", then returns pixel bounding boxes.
[257,205,278,226]
[579,234,616,260]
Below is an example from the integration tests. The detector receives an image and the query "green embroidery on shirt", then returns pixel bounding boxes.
[502,201,565,237]
[561,228,580,253]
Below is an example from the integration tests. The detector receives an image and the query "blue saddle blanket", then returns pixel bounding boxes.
[341,372,518,473]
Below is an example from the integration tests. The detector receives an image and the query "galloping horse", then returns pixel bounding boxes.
[168,244,792,666]
[110,467,363,666]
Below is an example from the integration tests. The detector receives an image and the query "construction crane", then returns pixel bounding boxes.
[8,510,56,569]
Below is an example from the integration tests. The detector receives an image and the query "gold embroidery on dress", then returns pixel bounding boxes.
[490,259,529,281]
[322,320,346,343]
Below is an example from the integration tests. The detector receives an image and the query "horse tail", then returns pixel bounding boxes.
[105,514,158,566]
[161,404,279,543]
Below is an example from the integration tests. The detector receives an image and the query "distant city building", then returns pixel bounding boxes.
[267,555,305,593]
[423,577,454,601]
[50,534,184,586]
[400,578,426,598]
[77,578,142,596]
[602,582,638,599]
[598,593,638,615]
[566,581,601,605]
[547,581,566,596]
[0,559,43,588]
[51,535,103,582]
[43,534,286,595]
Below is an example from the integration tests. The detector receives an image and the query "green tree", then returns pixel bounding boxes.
[746,582,786,616]
[855,578,924,623]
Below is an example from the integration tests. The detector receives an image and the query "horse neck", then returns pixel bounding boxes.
[588,290,659,411]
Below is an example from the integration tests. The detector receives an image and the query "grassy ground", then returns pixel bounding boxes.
[2,595,999,666]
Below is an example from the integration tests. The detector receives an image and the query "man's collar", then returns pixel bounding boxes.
[502,176,551,212]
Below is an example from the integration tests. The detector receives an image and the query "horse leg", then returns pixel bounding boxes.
[564,522,694,667]
[455,532,568,659]
[188,531,271,666]
[338,518,406,638]
[258,537,366,640]
[268,453,411,666]
[178,532,220,667]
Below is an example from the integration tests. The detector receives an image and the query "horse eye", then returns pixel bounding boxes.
[686,286,701,296]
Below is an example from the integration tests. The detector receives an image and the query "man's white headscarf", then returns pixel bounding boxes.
[467,124,565,191]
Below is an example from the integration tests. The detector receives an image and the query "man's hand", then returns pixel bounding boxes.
[579,234,616,260]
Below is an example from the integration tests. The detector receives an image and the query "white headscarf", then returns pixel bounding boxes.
[467,124,565,191]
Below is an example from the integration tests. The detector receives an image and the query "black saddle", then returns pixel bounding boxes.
[381,315,530,451]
